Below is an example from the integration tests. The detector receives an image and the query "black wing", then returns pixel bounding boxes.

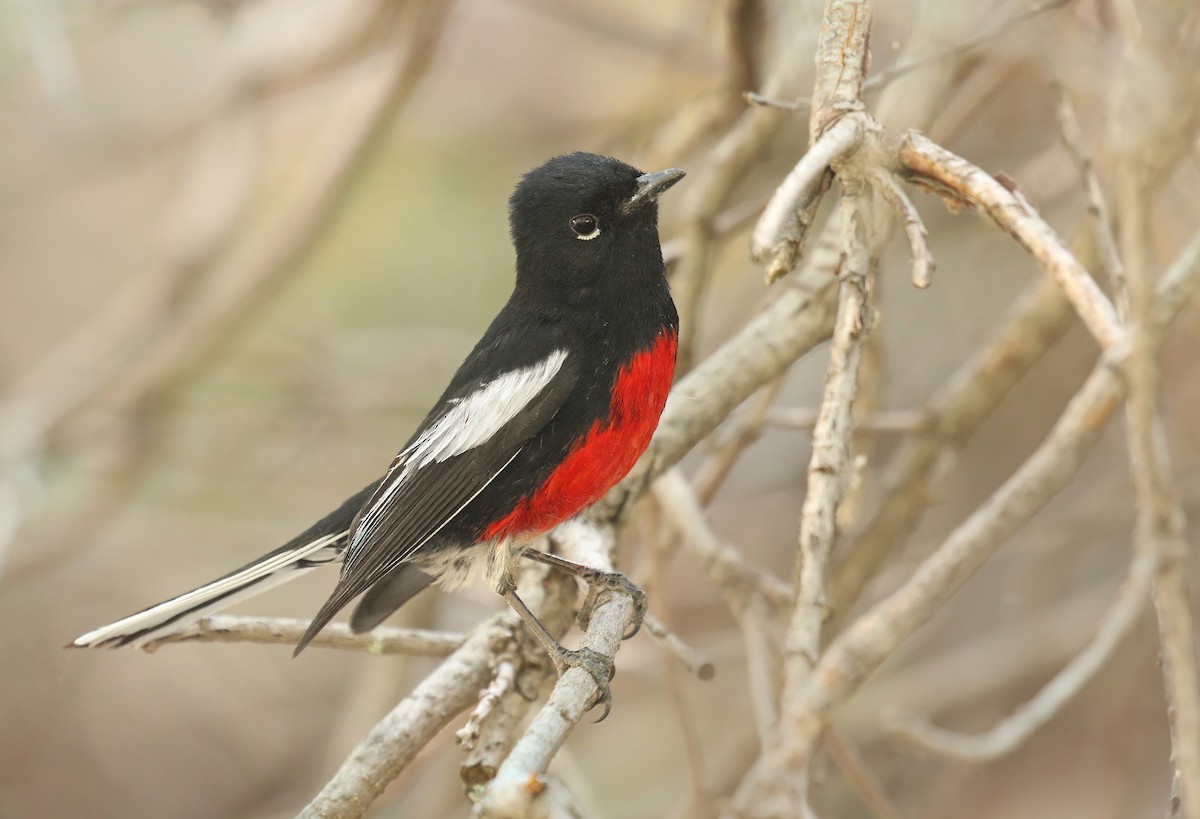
[294,344,577,654]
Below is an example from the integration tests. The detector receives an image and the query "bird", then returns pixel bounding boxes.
[71,152,684,705]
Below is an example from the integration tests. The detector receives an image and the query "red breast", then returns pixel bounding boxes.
[482,330,678,540]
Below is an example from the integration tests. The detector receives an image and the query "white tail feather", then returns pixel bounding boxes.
[71,533,343,648]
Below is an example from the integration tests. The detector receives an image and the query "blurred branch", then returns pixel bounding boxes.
[694,377,784,505]
[755,227,1200,806]
[1,0,452,579]
[1119,161,1200,819]
[670,36,815,371]
[766,407,924,433]
[828,273,1073,625]
[139,615,464,657]
[886,550,1154,760]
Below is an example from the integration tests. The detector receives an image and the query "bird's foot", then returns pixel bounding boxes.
[577,570,648,640]
[546,643,616,721]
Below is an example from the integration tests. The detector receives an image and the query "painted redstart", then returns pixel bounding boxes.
[72,152,684,700]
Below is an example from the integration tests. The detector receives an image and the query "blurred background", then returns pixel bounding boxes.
[1,1,1198,817]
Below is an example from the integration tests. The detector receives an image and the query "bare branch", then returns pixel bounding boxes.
[137,615,463,657]
[872,169,935,288]
[751,114,865,262]
[766,407,924,433]
[784,193,873,691]
[1119,166,1200,819]
[900,131,1126,352]
[757,229,1200,792]
[475,535,635,816]
[887,550,1154,760]
[653,469,793,612]
[299,616,506,819]
[644,612,716,681]
[457,661,518,752]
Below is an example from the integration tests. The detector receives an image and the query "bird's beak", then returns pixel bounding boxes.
[626,167,686,212]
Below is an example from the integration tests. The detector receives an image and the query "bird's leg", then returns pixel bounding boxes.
[521,549,648,639]
[500,584,615,720]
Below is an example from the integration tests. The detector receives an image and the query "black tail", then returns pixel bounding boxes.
[70,482,380,649]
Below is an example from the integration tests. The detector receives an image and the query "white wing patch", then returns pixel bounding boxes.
[352,349,568,550]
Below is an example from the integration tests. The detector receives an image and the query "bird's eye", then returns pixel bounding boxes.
[570,214,600,240]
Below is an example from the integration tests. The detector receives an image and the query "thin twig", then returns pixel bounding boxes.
[828,272,1074,627]
[653,469,793,612]
[872,169,935,288]
[1119,166,1200,819]
[457,661,518,752]
[751,114,865,262]
[694,378,785,505]
[644,612,717,681]
[1053,85,1127,304]
[900,131,1126,352]
[825,728,908,819]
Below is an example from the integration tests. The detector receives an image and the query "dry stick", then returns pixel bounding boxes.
[457,661,518,752]
[653,469,792,611]
[750,114,866,262]
[887,550,1156,760]
[746,0,1075,112]
[1053,87,1126,302]
[459,569,574,797]
[899,131,1125,352]
[828,272,1074,625]
[760,224,1200,793]
[737,597,783,751]
[824,729,908,819]
[138,615,463,657]
[872,169,934,288]
[1120,179,1200,819]
[644,532,715,819]
[654,470,786,750]
[299,615,508,819]
[784,194,873,691]
[644,612,716,681]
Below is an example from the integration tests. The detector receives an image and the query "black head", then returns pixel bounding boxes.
[508,152,684,299]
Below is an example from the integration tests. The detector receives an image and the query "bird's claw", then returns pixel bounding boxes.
[548,645,615,721]
[577,571,648,640]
